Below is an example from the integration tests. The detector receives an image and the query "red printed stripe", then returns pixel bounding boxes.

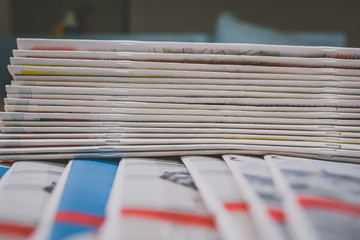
[55,211,104,228]
[33,46,76,51]
[223,201,249,212]
[267,206,286,223]
[298,195,360,217]
[0,221,34,238]
[121,208,216,229]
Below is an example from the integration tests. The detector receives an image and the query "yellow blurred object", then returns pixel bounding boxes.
[52,22,65,36]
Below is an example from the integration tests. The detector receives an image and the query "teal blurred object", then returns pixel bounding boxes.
[0,35,17,100]
[214,11,346,46]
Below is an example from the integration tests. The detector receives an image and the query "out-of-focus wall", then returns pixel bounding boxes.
[0,0,11,34]
[3,0,360,47]
[130,0,360,47]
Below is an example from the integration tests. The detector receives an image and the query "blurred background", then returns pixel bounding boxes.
[0,0,359,102]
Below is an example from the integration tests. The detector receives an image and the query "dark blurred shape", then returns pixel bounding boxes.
[75,2,94,35]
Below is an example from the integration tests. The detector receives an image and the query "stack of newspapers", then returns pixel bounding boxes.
[1,38,360,162]
[0,155,359,240]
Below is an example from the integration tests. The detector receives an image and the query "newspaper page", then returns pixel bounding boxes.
[100,157,219,240]
[10,56,360,76]
[12,50,360,69]
[222,154,291,240]
[182,155,260,240]
[16,38,360,59]
[8,64,360,81]
[0,149,358,163]
[0,141,358,159]
[2,112,359,126]
[1,120,359,132]
[9,85,360,100]
[265,155,360,240]
[6,99,360,113]
[8,64,360,84]
[9,79,360,89]
[5,105,360,120]
[0,161,65,239]
[6,93,359,107]
[12,75,360,88]
[0,135,359,150]
[1,130,359,140]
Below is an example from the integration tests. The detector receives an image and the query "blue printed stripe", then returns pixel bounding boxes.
[49,159,118,240]
[0,166,9,179]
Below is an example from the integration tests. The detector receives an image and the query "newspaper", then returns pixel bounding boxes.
[0,161,65,239]
[10,81,360,96]
[9,85,360,100]
[1,129,359,139]
[12,50,360,69]
[0,149,359,162]
[2,112,359,126]
[11,56,360,76]
[11,79,360,89]
[181,155,260,240]
[0,142,358,157]
[222,154,291,240]
[6,93,359,107]
[7,99,360,113]
[5,105,360,120]
[2,121,359,132]
[265,155,360,240]
[12,75,360,88]
[9,65,360,85]
[8,65,360,82]
[16,38,360,59]
[0,135,359,149]
[100,158,219,240]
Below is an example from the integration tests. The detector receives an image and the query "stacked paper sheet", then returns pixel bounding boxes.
[1,38,360,162]
[1,155,359,240]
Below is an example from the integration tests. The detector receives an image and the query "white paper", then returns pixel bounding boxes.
[11,79,360,89]
[10,56,360,76]
[1,124,359,138]
[12,50,360,69]
[0,161,65,239]
[6,98,360,113]
[0,134,359,150]
[1,112,359,126]
[5,105,360,120]
[9,84,360,100]
[2,121,359,132]
[0,142,358,158]
[12,75,360,88]
[10,80,360,95]
[30,161,72,240]
[222,154,291,240]
[0,149,359,162]
[265,155,360,240]
[182,155,260,240]
[8,65,360,84]
[102,157,219,240]
[6,93,359,107]
[16,38,360,59]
